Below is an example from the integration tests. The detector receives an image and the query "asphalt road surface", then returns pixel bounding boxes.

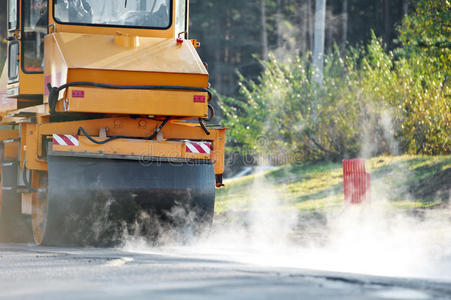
[0,243,451,300]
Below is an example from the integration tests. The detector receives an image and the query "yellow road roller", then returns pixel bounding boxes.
[0,0,226,246]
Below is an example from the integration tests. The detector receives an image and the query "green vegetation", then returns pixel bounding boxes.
[216,155,451,214]
[190,0,410,97]
[219,0,450,159]
[398,0,450,75]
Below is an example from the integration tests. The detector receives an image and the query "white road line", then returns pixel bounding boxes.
[104,257,134,267]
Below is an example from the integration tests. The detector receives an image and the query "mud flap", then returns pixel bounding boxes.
[43,155,215,246]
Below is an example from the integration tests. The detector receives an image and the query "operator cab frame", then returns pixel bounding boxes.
[4,0,189,100]
[49,0,189,39]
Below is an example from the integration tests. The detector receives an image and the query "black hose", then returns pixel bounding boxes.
[198,118,210,135]
[145,117,170,140]
[77,127,128,145]
[77,117,171,145]
[207,104,215,121]
[47,82,212,114]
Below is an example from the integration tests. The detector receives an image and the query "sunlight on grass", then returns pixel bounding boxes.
[216,155,451,214]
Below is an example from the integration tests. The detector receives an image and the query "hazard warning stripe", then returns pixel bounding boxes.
[53,134,79,146]
[185,141,211,154]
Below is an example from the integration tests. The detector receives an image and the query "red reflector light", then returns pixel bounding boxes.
[194,95,206,103]
[72,90,85,98]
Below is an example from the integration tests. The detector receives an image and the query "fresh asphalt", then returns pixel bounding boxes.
[0,243,450,299]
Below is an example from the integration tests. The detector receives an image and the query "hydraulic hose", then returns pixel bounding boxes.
[198,118,210,135]
[145,117,171,140]
[77,117,171,145]
[47,82,212,114]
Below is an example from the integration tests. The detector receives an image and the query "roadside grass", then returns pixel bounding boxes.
[215,155,451,214]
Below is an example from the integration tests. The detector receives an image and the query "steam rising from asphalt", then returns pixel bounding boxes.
[123,108,450,281]
[122,168,451,281]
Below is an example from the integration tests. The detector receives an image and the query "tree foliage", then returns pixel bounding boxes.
[219,0,450,161]
[397,0,450,74]
[190,0,410,96]
[395,0,451,153]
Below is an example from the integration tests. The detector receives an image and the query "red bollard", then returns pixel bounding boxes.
[343,159,370,204]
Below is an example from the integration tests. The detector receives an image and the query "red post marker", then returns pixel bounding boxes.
[343,159,370,204]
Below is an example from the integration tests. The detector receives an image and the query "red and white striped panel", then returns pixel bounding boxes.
[185,141,212,154]
[53,134,79,146]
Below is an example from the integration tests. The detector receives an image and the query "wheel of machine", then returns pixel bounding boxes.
[31,171,49,245]
[0,161,33,243]
[31,191,47,245]
[36,156,215,247]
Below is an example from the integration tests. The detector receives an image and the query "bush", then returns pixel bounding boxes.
[219,5,451,162]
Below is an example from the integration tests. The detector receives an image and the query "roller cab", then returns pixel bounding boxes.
[0,0,226,246]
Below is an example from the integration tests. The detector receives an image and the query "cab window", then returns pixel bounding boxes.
[22,0,48,73]
[54,0,171,29]
[8,0,18,31]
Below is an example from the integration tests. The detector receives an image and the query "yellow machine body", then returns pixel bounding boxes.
[45,32,209,117]
[0,0,226,245]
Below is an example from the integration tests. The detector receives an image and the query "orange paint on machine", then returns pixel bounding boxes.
[0,0,226,246]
